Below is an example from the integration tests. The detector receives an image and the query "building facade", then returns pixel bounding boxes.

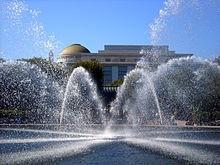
[58,44,193,84]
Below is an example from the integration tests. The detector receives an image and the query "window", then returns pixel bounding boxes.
[120,59,125,62]
[118,66,127,79]
[105,58,111,62]
[103,66,112,84]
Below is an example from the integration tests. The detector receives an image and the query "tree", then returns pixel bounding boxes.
[111,79,124,86]
[72,60,103,87]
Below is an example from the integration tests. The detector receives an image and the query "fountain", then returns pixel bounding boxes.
[110,67,164,125]
[0,61,63,124]
[0,0,61,59]
[0,0,220,164]
[59,67,103,127]
[111,55,220,125]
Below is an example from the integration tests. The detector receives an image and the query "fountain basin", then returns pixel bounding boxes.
[0,125,219,164]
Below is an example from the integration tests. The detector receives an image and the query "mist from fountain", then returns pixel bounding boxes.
[0,0,220,164]
[145,76,164,125]
[0,61,63,123]
[111,48,165,124]
[109,0,185,124]
[154,57,220,120]
[59,67,103,128]
[0,62,104,128]
[111,55,220,125]
[0,0,61,59]
[110,67,162,125]
[110,0,220,125]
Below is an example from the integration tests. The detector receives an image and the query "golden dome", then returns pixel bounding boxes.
[60,44,90,57]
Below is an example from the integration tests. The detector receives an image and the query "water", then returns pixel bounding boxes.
[0,62,103,128]
[0,126,219,164]
[149,0,183,44]
[0,61,63,124]
[0,0,61,59]
[111,56,220,124]
[60,67,103,127]
[111,67,164,124]
[1,0,220,164]
[145,76,164,125]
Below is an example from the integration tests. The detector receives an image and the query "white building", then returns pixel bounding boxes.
[58,44,192,84]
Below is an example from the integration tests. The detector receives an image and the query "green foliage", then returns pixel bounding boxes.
[189,109,220,125]
[0,108,25,117]
[72,60,103,87]
[111,79,124,86]
[0,108,27,124]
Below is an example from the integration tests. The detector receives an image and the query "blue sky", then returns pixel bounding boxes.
[0,0,220,60]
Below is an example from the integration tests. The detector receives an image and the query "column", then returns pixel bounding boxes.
[112,65,118,81]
